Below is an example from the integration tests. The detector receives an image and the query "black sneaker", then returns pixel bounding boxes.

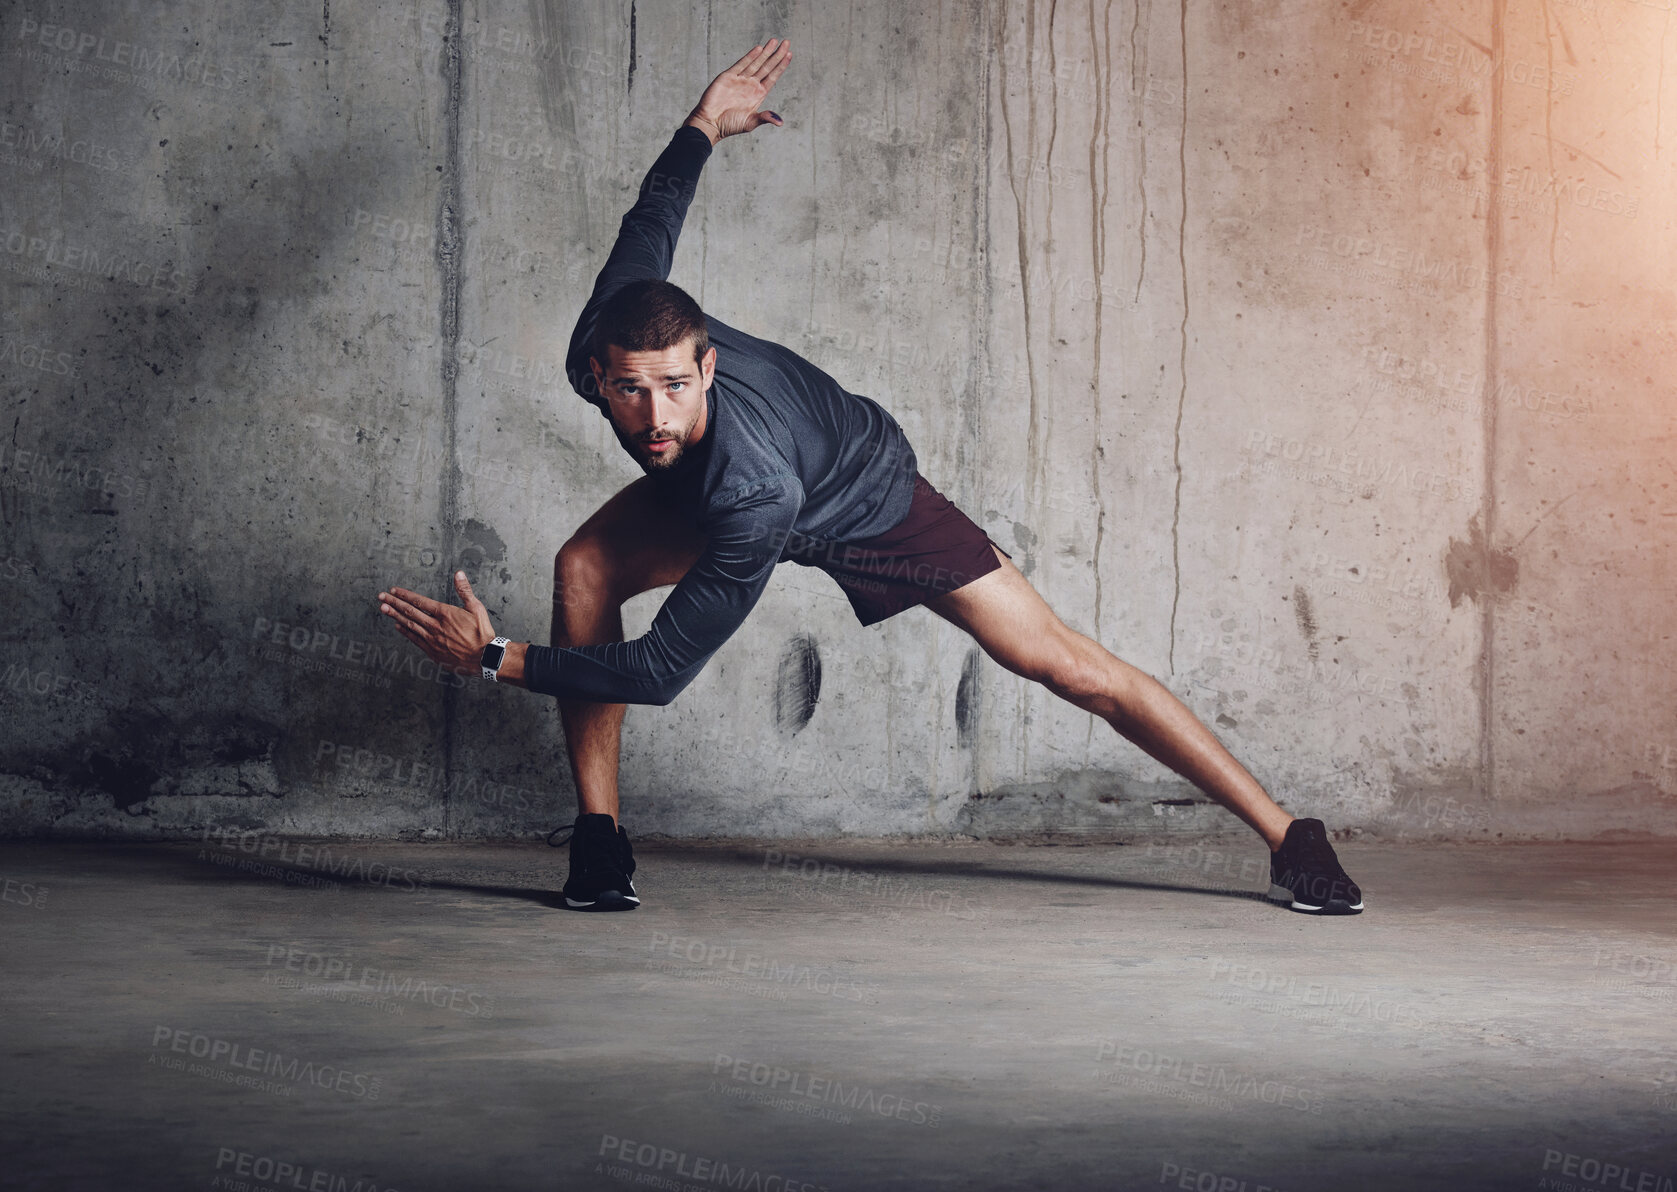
[1267,817,1364,915]
[559,813,640,911]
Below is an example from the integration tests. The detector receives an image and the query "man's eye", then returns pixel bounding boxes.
[669,382,685,391]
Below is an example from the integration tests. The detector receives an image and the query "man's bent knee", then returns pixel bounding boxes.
[554,538,620,619]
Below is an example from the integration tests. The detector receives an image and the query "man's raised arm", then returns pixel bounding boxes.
[565,38,792,408]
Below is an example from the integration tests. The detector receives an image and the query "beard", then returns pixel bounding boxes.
[613,420,693,473]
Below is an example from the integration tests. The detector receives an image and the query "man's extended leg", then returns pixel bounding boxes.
[923,544,1362,912]
[924,545,1295,848]
[552,475,708,822]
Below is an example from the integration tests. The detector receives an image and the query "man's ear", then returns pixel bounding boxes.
[702,346,717,389]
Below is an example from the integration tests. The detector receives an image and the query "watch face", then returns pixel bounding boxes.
[481,643,506,669]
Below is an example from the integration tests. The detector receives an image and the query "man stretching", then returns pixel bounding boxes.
[375,40,1364,916]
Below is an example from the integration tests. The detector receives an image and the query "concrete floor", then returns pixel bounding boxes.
[1,836,1673,1192]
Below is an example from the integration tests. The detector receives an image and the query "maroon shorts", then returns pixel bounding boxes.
[783,472,1011,626]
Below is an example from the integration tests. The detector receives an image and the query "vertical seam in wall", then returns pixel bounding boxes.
[1167,0,1188,675]
[1480,1,1504,807]
[436,0,465,837]
[972,0,994,806]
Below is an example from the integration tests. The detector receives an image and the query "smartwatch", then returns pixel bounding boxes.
[480,636,511,681]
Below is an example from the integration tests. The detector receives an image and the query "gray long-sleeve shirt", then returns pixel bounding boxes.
[522,125,919,705]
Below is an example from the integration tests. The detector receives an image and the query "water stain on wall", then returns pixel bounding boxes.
[1445,513,1518,608]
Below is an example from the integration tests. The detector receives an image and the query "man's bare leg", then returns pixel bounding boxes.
[551,586,629,824]
[924,546,1295,850]
[552,476,708,825]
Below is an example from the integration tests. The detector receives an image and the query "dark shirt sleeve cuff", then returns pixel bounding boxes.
[674,123,714,150]
[522,643,564,698]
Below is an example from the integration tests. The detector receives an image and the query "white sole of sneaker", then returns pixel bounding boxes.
[1268,883,1363,913]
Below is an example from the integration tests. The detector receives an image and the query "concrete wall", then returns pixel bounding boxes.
[2,0,1672,841]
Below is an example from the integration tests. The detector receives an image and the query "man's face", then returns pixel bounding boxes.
[590,339,715,472]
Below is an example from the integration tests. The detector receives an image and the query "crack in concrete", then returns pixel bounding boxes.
[1088,0,1116,691]
[998,4,1042,534]
[1132,0,1149,306]
[1543,0,1558,277]
[435,0,466,836]
[1167,0,1188,675]
[1481,1,1507,808]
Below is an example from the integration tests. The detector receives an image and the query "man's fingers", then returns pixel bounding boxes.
[386,600,442,633]
[746,41,787,85]
[379,593,442,633]
[729,42,769,76]
[749,39,786,79]
[760,47,791,92]
[384,586,445,616]
[730,38,785,82]
[380,603,428,640]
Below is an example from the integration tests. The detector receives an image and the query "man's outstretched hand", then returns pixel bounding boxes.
[685,38,791,145]
[377,571,496,678]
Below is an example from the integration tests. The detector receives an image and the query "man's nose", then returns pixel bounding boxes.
[648,386,673,428]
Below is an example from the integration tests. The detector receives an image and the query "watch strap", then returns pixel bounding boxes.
[480,636,511,682]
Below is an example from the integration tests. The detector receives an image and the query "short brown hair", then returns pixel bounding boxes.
[591,279,709,369]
